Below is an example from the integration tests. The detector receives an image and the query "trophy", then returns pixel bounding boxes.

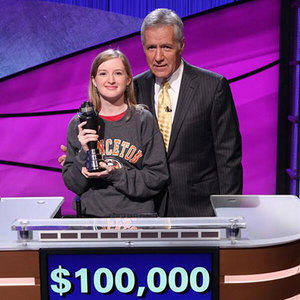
[78,101,104,172]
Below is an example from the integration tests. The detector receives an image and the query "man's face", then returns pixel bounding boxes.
[143,25,184,79]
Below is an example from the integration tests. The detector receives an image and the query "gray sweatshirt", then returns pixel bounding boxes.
[62,107,169,217]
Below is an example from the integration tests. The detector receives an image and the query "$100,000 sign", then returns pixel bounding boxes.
[40,248,219,299]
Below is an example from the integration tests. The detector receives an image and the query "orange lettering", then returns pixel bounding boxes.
[113,139,121,156]
[119,141,130,158]
[97,140,105,155]
[125,145,136,160]
[105,139,113,155]
[130,150,143,163]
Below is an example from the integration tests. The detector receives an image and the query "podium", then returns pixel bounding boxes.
[0,195,299,299]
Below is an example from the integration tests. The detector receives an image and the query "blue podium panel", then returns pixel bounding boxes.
[1,195,299,299]
[40,247,219,300]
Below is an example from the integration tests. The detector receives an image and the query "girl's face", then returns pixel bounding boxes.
[92,58,131,104]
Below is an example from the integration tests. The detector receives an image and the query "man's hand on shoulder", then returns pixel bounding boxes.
[58,144,67,166]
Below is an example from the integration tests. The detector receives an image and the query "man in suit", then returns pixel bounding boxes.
[59,8,242,217]
[133,8,242,217]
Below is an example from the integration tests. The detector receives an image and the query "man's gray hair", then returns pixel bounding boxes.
[141,8,183,46]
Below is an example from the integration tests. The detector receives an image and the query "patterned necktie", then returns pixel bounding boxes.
[157,81,172,151]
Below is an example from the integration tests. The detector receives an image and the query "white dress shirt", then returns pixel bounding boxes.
[154,60,184,122]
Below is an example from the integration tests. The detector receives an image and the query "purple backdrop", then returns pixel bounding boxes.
[0,0,280,215]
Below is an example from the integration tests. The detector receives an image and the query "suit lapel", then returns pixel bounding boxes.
[141,72,155,115]
[167,62,197,157]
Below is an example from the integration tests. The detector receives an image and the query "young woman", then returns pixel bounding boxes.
[62,49,168,217]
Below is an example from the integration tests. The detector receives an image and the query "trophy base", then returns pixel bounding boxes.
[86,149,104,172]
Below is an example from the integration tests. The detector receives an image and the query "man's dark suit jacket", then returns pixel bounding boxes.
[134,61,243,217]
